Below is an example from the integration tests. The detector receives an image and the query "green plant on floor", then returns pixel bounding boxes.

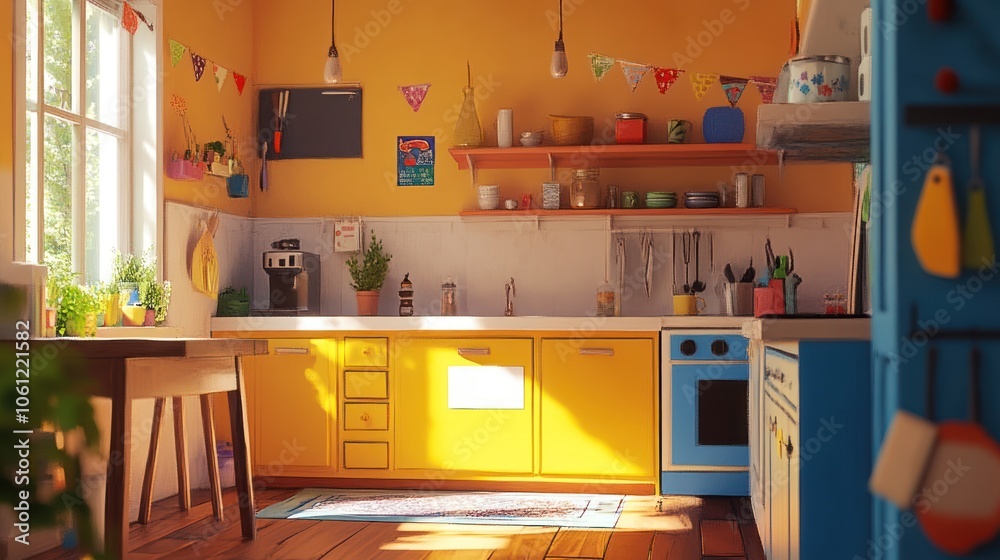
[346,230,392,292]
[140,280,172,325]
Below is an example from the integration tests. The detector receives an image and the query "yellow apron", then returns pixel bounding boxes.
[192,220,219,298]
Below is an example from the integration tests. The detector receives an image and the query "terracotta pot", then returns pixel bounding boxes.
[122,306,146,327]
[355,291,381,316]
[143,309,156,326]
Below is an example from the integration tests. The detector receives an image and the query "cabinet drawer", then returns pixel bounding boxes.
[343,402,389,431]
[344,337,388,367]
[344,370,389,400]
[343,441,389,469]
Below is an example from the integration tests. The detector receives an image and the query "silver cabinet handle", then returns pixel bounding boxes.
[457,347,491,356]
[274,347,309,355]
[579,348,615,356]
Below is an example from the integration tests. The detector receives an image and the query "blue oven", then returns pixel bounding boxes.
[661,331,750,496]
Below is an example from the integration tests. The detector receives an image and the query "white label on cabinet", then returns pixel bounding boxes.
[447,366,525,409]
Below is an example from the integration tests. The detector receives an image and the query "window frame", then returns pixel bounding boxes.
[13,0,163,280]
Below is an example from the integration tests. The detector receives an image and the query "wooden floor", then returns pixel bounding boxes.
[28,488,764,560]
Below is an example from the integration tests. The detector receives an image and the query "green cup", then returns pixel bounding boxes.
[621,191,639,209]
[668,119,693,144]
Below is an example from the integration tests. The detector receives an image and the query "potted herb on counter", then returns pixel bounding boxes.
[56,283,100,337]
[139,280,172,326]
[346,230,392,316]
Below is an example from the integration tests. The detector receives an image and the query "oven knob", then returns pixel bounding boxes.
[680,340,697,356]
[711,340,729,356]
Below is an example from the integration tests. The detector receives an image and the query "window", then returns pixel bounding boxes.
[14,0,161,283]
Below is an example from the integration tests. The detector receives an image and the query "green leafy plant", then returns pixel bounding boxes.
[111,249,155,289]
[346,230,392,292]
[204,140,225,161]
[140,280,171,324]
[56,283,100,336]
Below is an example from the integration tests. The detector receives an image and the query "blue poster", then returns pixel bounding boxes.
[397,136,435,186]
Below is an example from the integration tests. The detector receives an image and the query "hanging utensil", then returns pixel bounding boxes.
[642,231,654,298]
[912,152,960,278]
[616,235,626,316]
[682,232,692,294]
[260,141,268,191]
[963,126,995,270]
[691,231,706,293]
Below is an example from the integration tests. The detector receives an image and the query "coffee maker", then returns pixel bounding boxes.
[262,239,320,314]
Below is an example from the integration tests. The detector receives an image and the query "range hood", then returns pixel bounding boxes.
[757,101,870,162]
[755,0,871,162]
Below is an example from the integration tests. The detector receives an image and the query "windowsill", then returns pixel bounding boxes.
[96,326,183,338]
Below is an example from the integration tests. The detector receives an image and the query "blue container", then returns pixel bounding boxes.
[227,174,249,198]
[702,107,745,143]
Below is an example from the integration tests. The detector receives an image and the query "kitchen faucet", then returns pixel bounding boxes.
[505,277,516,317]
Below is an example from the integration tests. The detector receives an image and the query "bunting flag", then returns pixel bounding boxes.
[233,72,248,95]
[750,76,778,104]
[653,68,684,94]
[191,52,207,82]
[133,4,154,31]
[690,73,719,101]
[588,53,616,81]
[398,83,431,112]
[619,61,652,93]
[719,75,749,108]
[213,63,229,92]
[121,2,139,35]
[169,40,187,67]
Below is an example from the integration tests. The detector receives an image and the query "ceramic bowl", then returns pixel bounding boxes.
[520,131,543,147]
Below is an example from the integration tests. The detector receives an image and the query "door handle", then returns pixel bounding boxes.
[579,348,615,356]
[457,347,491,356]
[274,347,309,355]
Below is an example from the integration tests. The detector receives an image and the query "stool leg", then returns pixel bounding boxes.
[173,396,191,510]
[138,398,166,524]
[200,394,224,521]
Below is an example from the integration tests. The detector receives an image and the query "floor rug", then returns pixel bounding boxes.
[257,489,625,528]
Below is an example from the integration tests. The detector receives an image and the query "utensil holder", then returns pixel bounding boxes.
[754,280,785,317]
[737,283,755,316]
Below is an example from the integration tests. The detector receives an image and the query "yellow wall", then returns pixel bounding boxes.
[163,0,256,216]
[252,0,850,217]
[1,3,13,263]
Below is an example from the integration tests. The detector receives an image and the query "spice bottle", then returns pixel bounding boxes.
[398,273,414,317]
[596,282,616,317]
[441,277,457,316]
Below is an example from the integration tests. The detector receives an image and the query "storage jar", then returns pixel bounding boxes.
[570,168,601,209]
[615,113,647,144]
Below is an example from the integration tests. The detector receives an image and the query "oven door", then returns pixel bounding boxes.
[669,363,749,467]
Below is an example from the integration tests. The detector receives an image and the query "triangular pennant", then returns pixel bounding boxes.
[398,83,431,112]
[750,76,778,104]
[588,53,616,81]
[232,72,248,95]
[619,61,652,93]
[190,52,207,82]
[213,63,229,92]
[121,2,139,35]
[169,40,187,67]
[134,5,154,31]
[719,75,749,107]
[653,67,684,95]
[690,73,719,101]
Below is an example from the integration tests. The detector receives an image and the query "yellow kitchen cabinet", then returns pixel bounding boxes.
[539,338,655,478]
[344,337,389,368]
[250,339,337,476]
[396,338,534,474]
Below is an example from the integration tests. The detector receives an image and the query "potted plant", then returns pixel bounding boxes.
[111,250,154,307]
[204,140,225,164]
[346,230,392,316]
[94,282,121,327]
[139,280,171,326]
[56,283,100,337]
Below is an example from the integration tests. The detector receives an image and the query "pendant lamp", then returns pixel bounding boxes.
[324,0,342,83]
[550,0,568,78]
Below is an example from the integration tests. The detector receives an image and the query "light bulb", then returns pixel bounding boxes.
[550,40,568,79]
[324,46,342,83]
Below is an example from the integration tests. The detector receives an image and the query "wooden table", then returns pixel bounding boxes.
[33,338,267,558]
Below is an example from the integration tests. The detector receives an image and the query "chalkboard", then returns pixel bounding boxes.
[258,86,362,159]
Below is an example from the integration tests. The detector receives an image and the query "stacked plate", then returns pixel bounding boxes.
[684,191,720,209]
[645,191,677,209]
[478,185,500,210]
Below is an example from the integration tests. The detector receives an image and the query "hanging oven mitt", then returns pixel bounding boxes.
[911,155,960,278]
[191,215,220,298]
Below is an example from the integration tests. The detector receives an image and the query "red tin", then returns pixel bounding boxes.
[615,112,647,144]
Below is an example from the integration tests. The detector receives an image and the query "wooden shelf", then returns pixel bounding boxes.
[460,207,796,218]
[450,143,779,172]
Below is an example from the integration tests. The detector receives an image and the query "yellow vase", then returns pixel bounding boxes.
[105,293,121,327]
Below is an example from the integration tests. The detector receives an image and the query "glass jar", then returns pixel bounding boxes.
[596,282,616,317]
[570,168,601,209]
[440,277,457,316]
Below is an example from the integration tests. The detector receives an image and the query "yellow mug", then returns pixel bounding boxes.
[673,294,707,316]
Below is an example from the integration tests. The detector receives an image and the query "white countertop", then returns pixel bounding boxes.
[742,317,871,341]
[210,315,755,333]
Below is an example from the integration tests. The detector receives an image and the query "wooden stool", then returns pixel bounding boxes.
[137,395,225,524]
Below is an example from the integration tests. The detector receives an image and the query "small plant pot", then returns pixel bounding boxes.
[64,316,86,337]
[84,313,98,337]
[355,291,381,316]
[104,293,121,326]
[143,309,156,327]
[122,306,146,327]
[121,283,141,306]
[227,174,250,198]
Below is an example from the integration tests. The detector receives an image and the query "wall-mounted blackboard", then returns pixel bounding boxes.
[258,86,362,159]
